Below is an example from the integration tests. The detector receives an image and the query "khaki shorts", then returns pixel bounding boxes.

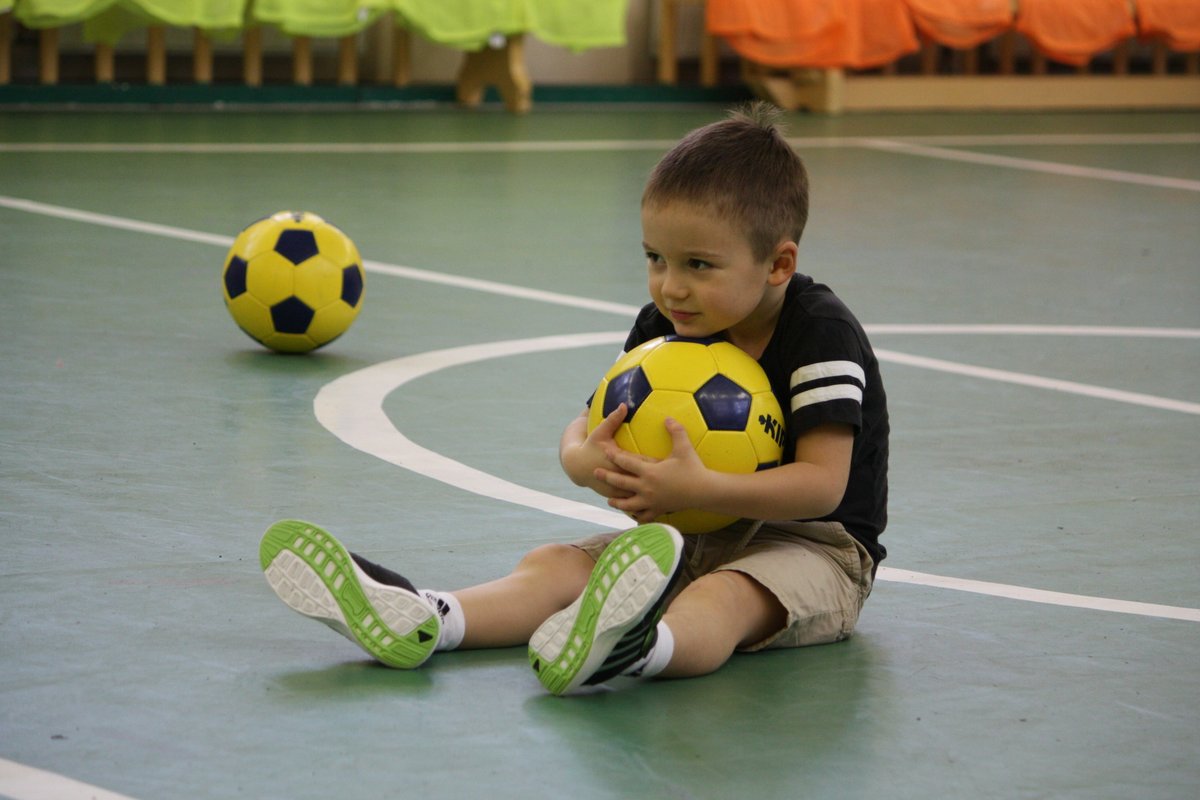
[570,519,875,651]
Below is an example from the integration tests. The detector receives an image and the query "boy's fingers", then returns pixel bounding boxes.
[605,446,653,472]
[664,418,694,452]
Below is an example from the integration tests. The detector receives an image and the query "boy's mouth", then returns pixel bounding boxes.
[668,309,698,323]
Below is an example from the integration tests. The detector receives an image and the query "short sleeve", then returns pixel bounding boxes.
[786,320,867,435]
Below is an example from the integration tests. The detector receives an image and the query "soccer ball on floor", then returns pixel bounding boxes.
[587,335,786,533]
[222,211,365,353]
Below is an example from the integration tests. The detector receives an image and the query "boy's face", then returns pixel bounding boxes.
[641,200,790,344]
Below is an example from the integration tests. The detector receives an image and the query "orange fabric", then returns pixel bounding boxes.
[1137,0,1200,51]
[903,0,1014,48]
[706,0,919,69]
[1015,0,1136,66]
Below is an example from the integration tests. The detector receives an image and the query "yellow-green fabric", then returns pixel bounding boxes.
[251,0,384,37]
[15,0,244,43]
[393,0,629,51]
[11,0,629,48]
[84,4,244,45]
[15,0,115,28]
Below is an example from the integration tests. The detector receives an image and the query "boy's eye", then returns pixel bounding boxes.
[645,251,664,265]
[688,259,712,270]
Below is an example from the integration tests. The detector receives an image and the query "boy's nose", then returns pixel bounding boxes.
[661,269,689,300]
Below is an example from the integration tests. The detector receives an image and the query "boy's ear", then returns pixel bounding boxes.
[767,240,798,286]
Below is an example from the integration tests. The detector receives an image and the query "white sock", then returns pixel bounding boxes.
[420,590,465,651]
[623,621,675,679]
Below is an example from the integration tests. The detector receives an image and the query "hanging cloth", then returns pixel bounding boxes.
[391,0,629,52]
[16,0,245,45]
[1015,0,1136,66]
[903,0,1014,49]
[252,0,384,38]
[1137,0,1200,51]
[706,0,919,69]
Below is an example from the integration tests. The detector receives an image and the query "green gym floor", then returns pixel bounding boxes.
[1,104,1198,800]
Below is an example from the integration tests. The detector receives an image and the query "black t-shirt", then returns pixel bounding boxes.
[621,274,889,564]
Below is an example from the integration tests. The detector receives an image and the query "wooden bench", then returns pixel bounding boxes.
[655,0,1200,112]
[0,11,532,112]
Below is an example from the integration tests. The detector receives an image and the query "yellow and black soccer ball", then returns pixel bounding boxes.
[222,211,365,353]
[587,335,786,533]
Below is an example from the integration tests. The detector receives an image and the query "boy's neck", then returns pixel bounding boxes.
[725,284,788,360]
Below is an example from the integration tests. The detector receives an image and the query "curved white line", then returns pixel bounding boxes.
[313,333,1200,623]
[0,758,137,800]
[314,333,630,528]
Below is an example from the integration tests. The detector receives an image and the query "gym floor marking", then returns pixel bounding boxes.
[1,133,1197,624]
[2,133,1199,191]
[3,127,1196,800]
[314,333,1200,625]
[859,138,1200,192]
[0,757,137,800]
[3,132,1199,152]
[2,194,1198,618]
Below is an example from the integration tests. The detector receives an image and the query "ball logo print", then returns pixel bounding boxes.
[222,211,365,353]
[588,336,786,533]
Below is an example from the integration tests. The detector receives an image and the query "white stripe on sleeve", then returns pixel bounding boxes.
[790,360,866,389]
[790,384,864,413]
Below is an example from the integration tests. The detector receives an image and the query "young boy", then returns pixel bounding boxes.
[260,104,888,695]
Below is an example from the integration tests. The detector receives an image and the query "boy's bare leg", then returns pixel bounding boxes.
[453,543,598,648]
[658,570,787,678]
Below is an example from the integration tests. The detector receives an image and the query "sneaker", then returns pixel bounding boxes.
[529,523,684,695]
[259,519,440,669]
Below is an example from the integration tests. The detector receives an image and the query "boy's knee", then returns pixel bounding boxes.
[668,569,787,649]
[518,542,594,601]
[516,543,595,597]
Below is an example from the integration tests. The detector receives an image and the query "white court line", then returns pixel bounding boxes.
[0,139,682,154]
[0,194,643,317]
[876,348,1200,415]
[4,129,1197,800]
[365,260,640,317]
[860,138,1200,192]
[0,758,137,800]
[868,324,1200,338]
[2,193,1196,411]
[0,195,235,247]
[314,334,1200,624]
[1,132,1197,153]
[853,133,1200,147]
[314,332,632,529]
[882,570,1200,622]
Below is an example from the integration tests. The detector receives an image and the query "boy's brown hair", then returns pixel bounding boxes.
[642,102,809,262]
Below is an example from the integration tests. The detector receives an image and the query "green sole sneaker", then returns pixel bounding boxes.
[259,519,439,669]
[529,523,684,695]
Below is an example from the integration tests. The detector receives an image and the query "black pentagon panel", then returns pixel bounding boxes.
[341,264,364,307]
[224,256,248,298]
[274,229,320,265]
[603,366,652,421]
[271,296,315,334]
[694,374,752,431]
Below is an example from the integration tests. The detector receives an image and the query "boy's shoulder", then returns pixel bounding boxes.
[779,274,868,340]
[784,273,851,319]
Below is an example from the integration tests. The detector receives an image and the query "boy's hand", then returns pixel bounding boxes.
[596,418,707,523]
[560,404,635,499]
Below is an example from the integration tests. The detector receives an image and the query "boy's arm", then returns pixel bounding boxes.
[560,405,635,500]
[597,420,853,524]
